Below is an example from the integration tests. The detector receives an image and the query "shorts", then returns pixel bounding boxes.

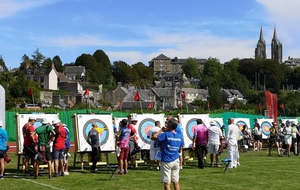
[268,137,277,147]
[285,136,292,145]
[150,148,160,161]
[52,149,64,160]
[0,150,6,158]
[208,144,219,154]
[292,137,297,145]
[38,146,52,161]
[254,135,262,142]
[161,158,180,183]
[119,147,129,160]
[24,146,36,160]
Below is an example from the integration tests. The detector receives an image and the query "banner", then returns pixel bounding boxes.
[0,85,5,130]
[265,91,278,123]
[16,113,60,153]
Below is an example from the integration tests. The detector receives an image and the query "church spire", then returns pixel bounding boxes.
[259,26,264,42]
[271,25,282,64]
[255,26,266,59]
[273,25,278,41]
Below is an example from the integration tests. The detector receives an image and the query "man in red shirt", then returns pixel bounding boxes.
[50,119,66,177]
[22,116,37,178]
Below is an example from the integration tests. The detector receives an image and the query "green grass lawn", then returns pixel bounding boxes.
[1,149,299,190]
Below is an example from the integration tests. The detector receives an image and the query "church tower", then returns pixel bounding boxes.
[271,26,283,64]
[255,26,266,59]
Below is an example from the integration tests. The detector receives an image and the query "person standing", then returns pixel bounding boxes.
[174,117,184,170]
[22,116,37,177]
[34,118,56,179]
[253,123,262,151]
[267,122,281,157]
[62,124,71,175]
[153,118,184,190]
[208,121,223,167]
[128,116,139,168]
[117,119,131,174]
[86,122,107,173]
[147,120,161,170]
[51,119,66,177]
[282,120,292,157]
[226,118,239,168]
[192,119,208,169]
[0,120,8,180]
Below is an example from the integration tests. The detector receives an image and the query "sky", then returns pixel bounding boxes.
[1,0,300,69]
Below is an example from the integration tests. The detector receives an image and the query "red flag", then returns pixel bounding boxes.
[28,88,33,96]
[83,88,89,96]
[257,103,261,109]
[134,90,140,101]
[280,104,285,109]
[147,102,153,109]
[207,102,210,108]
[265,91,278,122]
[181,91,186,99]
[117,101,122,106]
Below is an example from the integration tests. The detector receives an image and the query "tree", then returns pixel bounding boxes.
[93,50,112,85]
[31,48,45,67]
[201,57,223,88]
[260,59,284,93]
[112,61,132,84]
[75,54,99,83]
[181,58,200,79]
[132,62,154,85]
[41,57,53,68]
[19,54,31,70]
[53,55,64,72]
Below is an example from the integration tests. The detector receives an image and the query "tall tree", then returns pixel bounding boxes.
[75,54,98,83]
[53,55,64,72]
[132,62,154,85]
[31,48,45,67]
[112,61,132,84]
[201,57,223,88]
[181,58,200,79]
[93,50,112,84]
[19,54,31,70]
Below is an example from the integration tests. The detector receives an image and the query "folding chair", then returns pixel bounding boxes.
[221,158,232,173]
[107,165,119,180]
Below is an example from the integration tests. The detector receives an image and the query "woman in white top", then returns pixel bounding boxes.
[282,121,292,157]
[253,123,262,151]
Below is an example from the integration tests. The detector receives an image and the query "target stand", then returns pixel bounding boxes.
[73,151,109,170]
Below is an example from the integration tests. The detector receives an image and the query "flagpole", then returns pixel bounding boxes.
[31,94,36,112]
[139,99,143,113]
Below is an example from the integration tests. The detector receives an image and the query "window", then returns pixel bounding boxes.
[33,77,38,82]
[40,76,44,83]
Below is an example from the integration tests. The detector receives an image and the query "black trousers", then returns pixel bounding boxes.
[91,147,100,170]
[195,145,207,169]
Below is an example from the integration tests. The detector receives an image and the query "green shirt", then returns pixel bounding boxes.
[34,124,53,147]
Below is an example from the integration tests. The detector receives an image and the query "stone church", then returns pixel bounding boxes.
[255,26,282,64]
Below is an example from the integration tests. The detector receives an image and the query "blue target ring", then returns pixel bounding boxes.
[261,121,271,136]
[83,119,109,144]
[186,119,198,141]
[236,120,247,131]
[138,119,155,144]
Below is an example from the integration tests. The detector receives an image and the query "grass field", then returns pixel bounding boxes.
[1,149,299,190]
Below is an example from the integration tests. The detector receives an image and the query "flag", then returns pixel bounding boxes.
[178,101,182,108]
[147,102,153,109]
[280,104,285,109]
[83,88,89,96]
[28,88,33,96]
[265,91,278,122]
[207,102,210,108]
[117,101,122,106]
[134,90,140,101]
[257,103,261,109]
[181,91,186,100]
[233,104,237,109]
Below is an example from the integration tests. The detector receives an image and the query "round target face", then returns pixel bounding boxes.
[186,119,198,141]
[138,118,155,144]
[236,120,247,131]
[83,119,109,144]
[261,121,271,136]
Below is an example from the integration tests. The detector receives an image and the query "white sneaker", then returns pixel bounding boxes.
[180,166,183,170]
[64,172,69,175]
[156,166,160,170]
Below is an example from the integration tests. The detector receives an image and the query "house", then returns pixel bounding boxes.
[64,65,86,81]
[181,88,209,103]
[282,56,300,68]
[221,89,246,104]
[24,64,58,90]
[58,72,83,95]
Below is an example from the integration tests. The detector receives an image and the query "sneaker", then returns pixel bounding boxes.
[25,171,30,178]
[210,163,213,167]
[60,172,65,176]
[180,166,183,170]
[118,171,124,175]
[156,166,160,171]
[124,171,128,174]
[53,173,59,177]
[237,162,240,166]
[49,175,52,179]
[91,169,98,173]
[149,166,153,170]
[217,164,222,168]
[33,175,38,179]
[64,172,69,175]
[0,175,4,180]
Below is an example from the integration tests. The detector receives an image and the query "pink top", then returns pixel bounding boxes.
[193,124,208,146]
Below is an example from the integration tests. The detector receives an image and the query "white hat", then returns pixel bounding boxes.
[52,119,61,125]
[0,120,2,127]
[131,117,138,121]
[210,121,217,126]
[29,116,36,121]
[42,118,48,124]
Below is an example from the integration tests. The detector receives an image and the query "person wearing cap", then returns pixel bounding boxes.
[50,119,67,177]
[226,118,239,168]
[86,121,108,173]
[22,116,37,177]
[291,122,299,156]
[62,124,71,175]
[152,118,184,190]
[208,121,223,167]
[282,120,292,157]
[34,118,56,178]
[192,119,208,169]
[267,122,281,157]
[127,116,139,168]
[0,120,8,180]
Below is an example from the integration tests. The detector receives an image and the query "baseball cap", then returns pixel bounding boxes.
[285,120,290,125]
[29,116,36,121]
[131,117,138,121]
[210,121,216,126]
[42,118,48,124]
[52,119,61,125]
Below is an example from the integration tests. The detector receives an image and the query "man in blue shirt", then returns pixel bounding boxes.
[0,120,8,180]
[153,118,184,190]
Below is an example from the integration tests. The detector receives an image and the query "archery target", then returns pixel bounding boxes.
[74,114,115,152]
[16,113,59,154]
[210,118,223,128]
[224,118,250,137]
[179,114,210,148]
[134,114,165,150]
[257,119,273,139]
